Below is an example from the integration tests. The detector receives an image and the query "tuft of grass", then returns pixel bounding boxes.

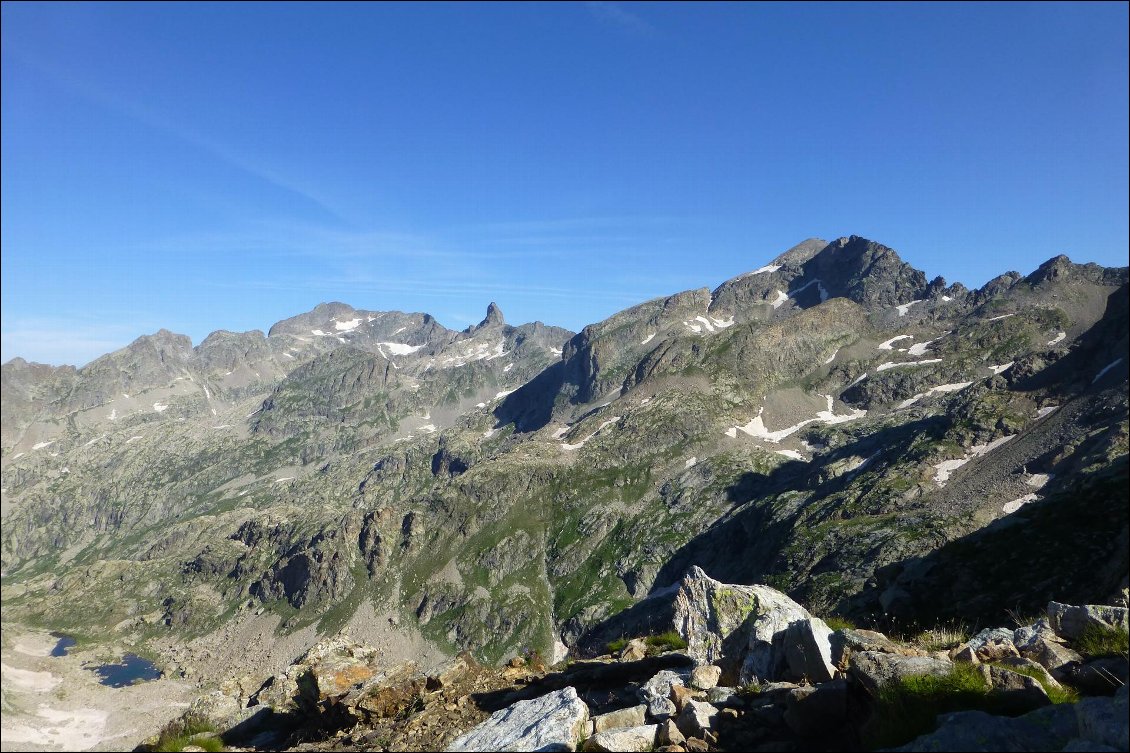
[645,630,688,653]
[150,715,223,752]
[606,637,628,654]
[1074,624,1130,659]
[864,663,1000,750]
[824,616,858,632]
[913,622,971,652]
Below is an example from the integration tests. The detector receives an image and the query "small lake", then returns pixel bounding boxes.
[49,633,76,657]
[90,653,162,687]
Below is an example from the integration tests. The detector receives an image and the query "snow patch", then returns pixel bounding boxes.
[503,363,514,373]
[311,329,328,336]
[709,315,735,329]
[550,347,563,357]
[907,334,947,356]
[551,426,570,440]
[1092,358,1123,384]
[770,290,788,309]
[274,477,294,483]
[1046,332,1066,346]
[494,389,516,400]
[933,435,1016,486]
[896,300,923,316]
[878,335,914,351]
[1026,473,1052,489]
[747,264,782,276]
[334,318,361,332]
[824,349,839,365]
[684,457,698,469]
[1036,405,1058,419]
[83,434,107,448]
[153,402,169,413]
[640,333,656,345]
[986,313,1014,322]
[988,362,1014,375]
[877,359,942,372]
[775,449,805,461]
[941,295,953,302]
[561,417,620,451]
[483,428,497,439]
[126,435,143,444]
[419,424,436,433]
[13,452,25,459]
[32,441,55,451]
[726,395,866,443]
[788,278,830,303]
[380,342,424,356]
[108,408,118,421]
[847,372,869,387]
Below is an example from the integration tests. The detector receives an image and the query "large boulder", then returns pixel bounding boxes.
[670,566,812,685]
[1047,602,1130,640]
[848,651,953,694]
[591,705,647,733]
[445,687,590,752]
[783,617,837,683]
[582,725,659,752]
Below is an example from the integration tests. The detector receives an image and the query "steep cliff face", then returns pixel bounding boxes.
[1,237,1126,675]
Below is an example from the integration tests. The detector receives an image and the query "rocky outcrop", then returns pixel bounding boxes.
[445,687,589,752]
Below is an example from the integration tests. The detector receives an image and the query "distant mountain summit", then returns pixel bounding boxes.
[2,236,1125,698]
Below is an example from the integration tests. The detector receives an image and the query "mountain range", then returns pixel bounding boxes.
[2,235,1126,684]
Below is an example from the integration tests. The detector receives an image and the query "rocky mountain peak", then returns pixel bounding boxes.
[466,302,506,334]
[769,237,829,267]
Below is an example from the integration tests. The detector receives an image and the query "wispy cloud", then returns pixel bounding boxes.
[3,42,349,224]
[585,2,661,37]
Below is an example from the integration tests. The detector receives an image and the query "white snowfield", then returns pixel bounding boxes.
[771,290,789,308]
[32,441,55,451]
[334,318,361,332]
[551,426,570,440]
[986,313,1014,322]
[1046,331,1066,346]
[1093,358,1123,384]
[988,362,1014,375]
[824,349,839,365]
[725,395,866,442]
[153,402,169,413]
[562,417,620,451]
[640,333,656,345]
[896,300,923,316]
[684,456,698,468]
[878,335,914,351]
[1036,405,1059,419]
[775,449,805,461]
[940,295,953,302]
[876,359,942,372]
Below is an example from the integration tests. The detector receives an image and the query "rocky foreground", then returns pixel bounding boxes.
[143,568,1129,753]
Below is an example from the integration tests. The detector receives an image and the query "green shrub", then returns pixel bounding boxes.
[1074,624,1130,659]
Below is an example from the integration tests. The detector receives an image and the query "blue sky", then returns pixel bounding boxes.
[2,2,1127,366]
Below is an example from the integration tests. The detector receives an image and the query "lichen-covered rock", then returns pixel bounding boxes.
[976,664,1051,714]
[445,687,590,752]
[639,669,688,720]
[670,566,812,685]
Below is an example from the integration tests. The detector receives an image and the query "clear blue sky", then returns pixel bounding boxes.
[2,2,1127,366]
